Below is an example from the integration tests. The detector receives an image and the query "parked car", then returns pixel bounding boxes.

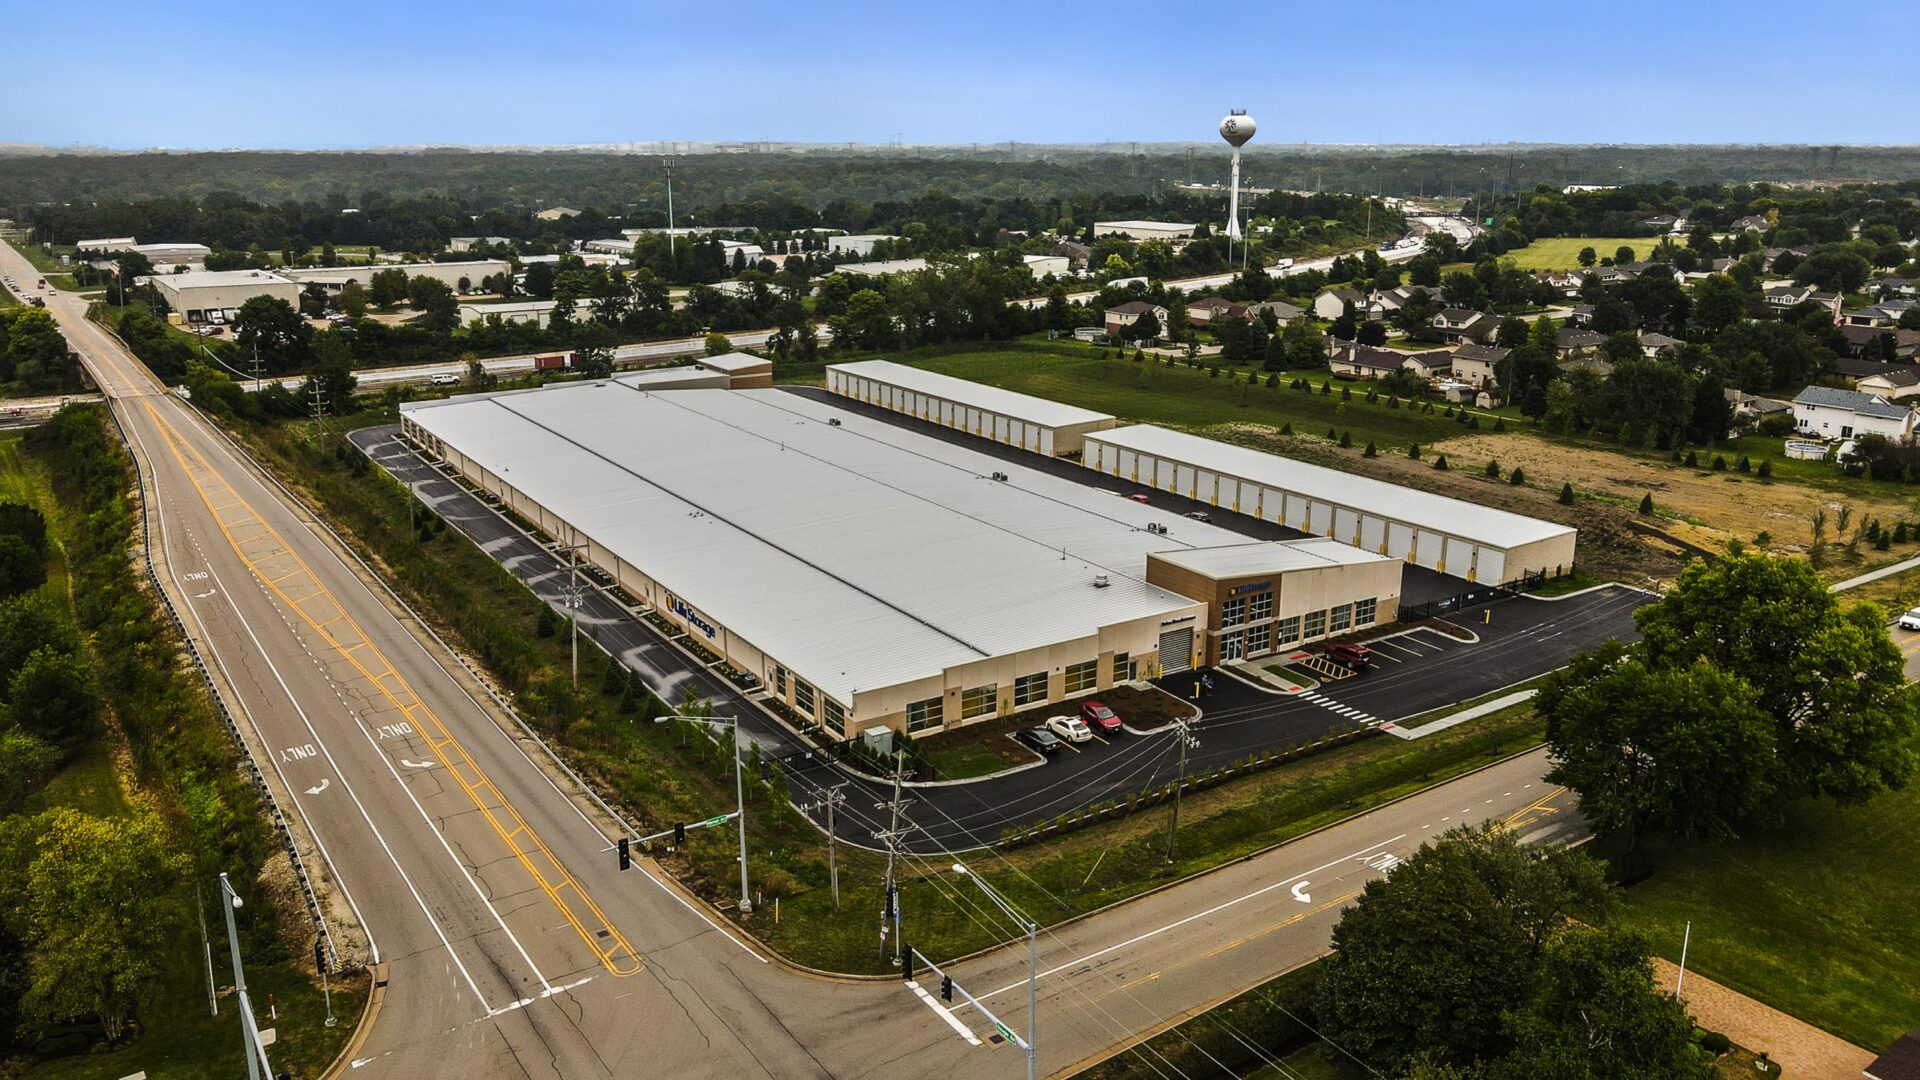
[1325,643,1373,670]
[1079,700,1121,734]
[1045,715,1093,743]
[1900,608,1920,631]
[1185,511,1211,523]
[1128,494,1150,504]
[1015,727,1060,755]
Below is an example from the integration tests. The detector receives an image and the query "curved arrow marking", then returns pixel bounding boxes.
[305,779,331,795]
[1290,880,1311,904]
[399,759,435,770]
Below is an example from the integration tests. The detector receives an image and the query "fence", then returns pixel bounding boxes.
[1397,568,1551,623]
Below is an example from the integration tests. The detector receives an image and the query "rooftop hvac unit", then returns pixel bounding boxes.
[991,472,1009,482]
[1092,574,1110,588]
[827,418,842,426]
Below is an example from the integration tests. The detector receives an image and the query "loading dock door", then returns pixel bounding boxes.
[1158,627,1194,675]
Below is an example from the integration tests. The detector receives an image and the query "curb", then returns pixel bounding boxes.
[318,963,385,1079]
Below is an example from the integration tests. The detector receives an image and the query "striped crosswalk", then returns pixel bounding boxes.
[1297,690,1380,727]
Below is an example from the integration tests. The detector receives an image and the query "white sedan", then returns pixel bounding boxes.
[1899,608,1920,631]
[1045,715,1093,743]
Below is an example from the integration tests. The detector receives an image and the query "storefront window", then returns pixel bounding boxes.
[960,684,998,719]
[822,697,847,737]
[1221,630,1244,662]
[1249,593,1273,622]
[1013,672,1048,706]
[1064,660,1098,693]
[794,680,816,717]
[1275,616,1302,648]
[1330,603,1353,634]
[1355,597,1378,626]
[1221,597,1247,627]
[906,697,943,732]
[1304,609,1327,639]
[1113,652,1132,683]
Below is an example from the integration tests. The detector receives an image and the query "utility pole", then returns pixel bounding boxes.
[565,530,587,690]
[197,882,218,1017]
[220,873,273,1080]
[663,158,677,257]
[1165,718,1200,863]
[1675,920,1692,996]
[875,751,912,964]
[817,782,849,912]
[954,863,1038,1080]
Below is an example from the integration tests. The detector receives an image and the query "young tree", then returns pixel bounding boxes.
[6,646,99,746]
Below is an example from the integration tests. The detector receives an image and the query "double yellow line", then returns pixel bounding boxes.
[145,402,641,978]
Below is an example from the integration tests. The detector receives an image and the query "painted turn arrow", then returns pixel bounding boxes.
[399,759,436,770]
[304,779,330,795]
[1290,880,1312,904]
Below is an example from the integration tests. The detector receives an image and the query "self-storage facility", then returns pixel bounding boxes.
[399,381,1400,738]
[1083,425,1576,584]
[826,359,1116,457]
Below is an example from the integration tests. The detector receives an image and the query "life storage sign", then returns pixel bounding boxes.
[665,593,718,640]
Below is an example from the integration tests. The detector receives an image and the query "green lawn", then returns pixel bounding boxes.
[1610,783,1920,1050]
[1489,236,1666,272]
[895,343,1476,451]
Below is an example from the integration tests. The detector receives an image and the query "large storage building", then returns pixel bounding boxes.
[1082,425,1576,584]
[149,269,301,324]
[1092,220,1198,241]
[1147,539,1401,666]
[399,382,1401,737]
[826,359,1116,457]
[282,259,509,294]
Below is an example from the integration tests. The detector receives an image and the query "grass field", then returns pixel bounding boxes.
[1493,236,1665,272]
[895,343,1478,450]
[1609,783,1920,1050]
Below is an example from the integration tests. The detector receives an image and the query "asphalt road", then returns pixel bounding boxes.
[11,231,1614,1080]
[355,415,1641,856]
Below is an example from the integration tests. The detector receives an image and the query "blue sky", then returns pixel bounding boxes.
[11,1,1918,149]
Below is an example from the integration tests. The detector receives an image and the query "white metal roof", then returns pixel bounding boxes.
[405,386,1330,704]
[829,359,1115,431]
[696,352,772,374]
[150,269,294,290]
[1150,538,1396,578]
[1087,425,1574,551]
[612,367,732,390]
[832,258,929,276]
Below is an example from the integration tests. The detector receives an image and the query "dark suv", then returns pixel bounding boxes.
[1326,643,1373,670]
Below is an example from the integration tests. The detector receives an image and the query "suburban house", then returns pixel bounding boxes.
[1398,350,1454,379]
[1561,354,1616,378]
[1639,332,1682,358]
[1865,1027,1920,1080]
[1555,328,1608,357]
[1724,388,1793,425]
[1327,342,1416,380]
[1448,342,1509,388]
[1245,299,1304,324]
[1363,286,1425,321]
[1854,366,1920,400]
[1763,284,1843,316]
[1104,300,1170,337]
[1431,308,1496,344]
[1188,296,1248,326]
[1876,277,1916,300]
[1565,304,1595,326]
[1534,270,1584,297]
[1313,287,1366,321]
[1839,324,1920,361]
[1844,302,1914,328]
[1793,385,1916,442]
[1731,214,1770,232]
[534,206,581,221]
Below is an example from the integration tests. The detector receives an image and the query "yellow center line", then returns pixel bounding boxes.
[143,401,642,978]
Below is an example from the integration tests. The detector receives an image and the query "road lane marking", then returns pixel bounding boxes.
[144,402,643,979]
[906,980,982,1045]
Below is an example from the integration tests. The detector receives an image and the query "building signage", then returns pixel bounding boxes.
[1228,580,1273,596]
[666,593,718,640]
[1159,615,1197,626]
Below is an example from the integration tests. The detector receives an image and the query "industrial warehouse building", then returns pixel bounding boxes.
[149,269,301,324]
[1082,426,1576,583]
[826,359,1116,457]
[618,353,773,390]
[282,259,509,294]
[399,381,1401,736]
[1092,220,1198,241]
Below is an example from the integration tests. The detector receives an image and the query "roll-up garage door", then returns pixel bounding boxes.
[1119,449,1137,480]
[1265,488,1288,524]
[1219,478,1240,512]
[1309,501,1334,535]
[1025,423,1041,452]
[1444,537,1475,579]
[1415,529,1445,569]
[1477,547,1507,585]
[1360,516,1387,553]
[1158,627,1194,675]
[1388,522,1416,559]
[1334,508,1360,544]
[1175,464,1197,496]
[1197,470,1218,505]
[1042,429,1056,456]
[965,407,981,433]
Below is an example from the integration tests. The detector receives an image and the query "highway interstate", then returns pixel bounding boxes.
[7,236,1608,1079]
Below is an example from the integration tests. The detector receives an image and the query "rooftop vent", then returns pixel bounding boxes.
[991,471,1009,482]
[1092,574,1110,588]
[827,418,842,426]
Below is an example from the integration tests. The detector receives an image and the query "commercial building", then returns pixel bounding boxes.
[282,260,509,294]
[1146,539,1400,665]
[1022,254,1071,278]
[1082,425,1577,583]
[827,234,899,257]
[615,354,773,391]
[457,298,595,329]
[1092,220,1198,241]
[449,236,511,252]
[149,269,301,324]
[826,359,1116,457]
[399,380,1403,737]
[77,238,213,265]
[832,258,929,277]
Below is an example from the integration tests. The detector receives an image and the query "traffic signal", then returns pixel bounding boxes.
[673,822,686,847]
[901,946,914,982]
[939,975,954,1002]
[618,837,630,871]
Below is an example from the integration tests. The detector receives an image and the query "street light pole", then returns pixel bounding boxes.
[953,863,1037,1080]
[219,873,273,1080]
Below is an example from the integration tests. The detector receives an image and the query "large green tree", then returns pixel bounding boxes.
[1541,641,1779,852]
[1635,551,1917,804]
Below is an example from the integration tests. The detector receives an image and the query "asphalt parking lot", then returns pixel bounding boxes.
[356,422,1646,854]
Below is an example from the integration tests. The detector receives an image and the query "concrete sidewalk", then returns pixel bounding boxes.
[1650,958,1874,1079]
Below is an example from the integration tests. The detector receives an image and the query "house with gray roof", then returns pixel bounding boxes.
[1793,385,1916,442]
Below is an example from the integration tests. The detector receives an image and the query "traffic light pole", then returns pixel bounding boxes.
[652,714,751,913]
[948,862,1038,1080]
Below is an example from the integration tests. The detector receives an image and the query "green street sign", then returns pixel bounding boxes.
[994,1022,1015,1041]
[701,815,731,828]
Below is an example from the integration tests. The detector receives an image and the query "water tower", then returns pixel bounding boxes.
[1218,110,1257,253]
